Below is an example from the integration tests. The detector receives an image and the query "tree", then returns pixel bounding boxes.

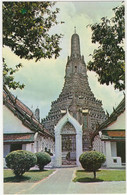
[5,150,37,177]
[79,151,106,179]
[3,2,63,89]
[3,58,25,90]
[35,152,51,170]
[87,4,125,91]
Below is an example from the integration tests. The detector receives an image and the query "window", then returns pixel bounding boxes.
[117,142,125,163]
[113,159,117,163]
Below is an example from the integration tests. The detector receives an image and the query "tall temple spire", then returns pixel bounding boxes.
[74,26,76,34]
[66,31,86,77]
[42,32,106,154]
[71,31,81,57]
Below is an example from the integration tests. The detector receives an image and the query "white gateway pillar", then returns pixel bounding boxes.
[55,133,62,167]
[54,110,82,167]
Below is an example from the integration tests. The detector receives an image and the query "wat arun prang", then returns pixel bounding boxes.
[42,30,107,152]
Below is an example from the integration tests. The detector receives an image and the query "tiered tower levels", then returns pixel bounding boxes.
[42,32,107,151]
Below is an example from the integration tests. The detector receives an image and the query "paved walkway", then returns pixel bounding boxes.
[4,167,126,194]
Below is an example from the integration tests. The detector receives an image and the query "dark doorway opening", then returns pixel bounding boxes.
[62,134,76,165]
[10,143,22,152]
[117,141,125,163]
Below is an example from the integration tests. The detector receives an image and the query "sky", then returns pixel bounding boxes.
[2,1,124,119]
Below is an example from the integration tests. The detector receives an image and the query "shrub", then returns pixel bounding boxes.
[79,151,106,179]
[5,150,37,177]
[45,150,53,156]
[35,152,51,170]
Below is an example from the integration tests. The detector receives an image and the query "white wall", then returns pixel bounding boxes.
[34,133,55,154]
[105,111,125,130]
[3,106,32,133]
[111,142,117,157]
[25,143,33,152]
[22,144,26,150]
[93,135,104,153]
[3,106,55,159]
[4,144,10,157]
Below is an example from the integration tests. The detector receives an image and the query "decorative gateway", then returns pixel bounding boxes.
[92,97,125,168]
[42,31,107,167]
[3,86,55,167]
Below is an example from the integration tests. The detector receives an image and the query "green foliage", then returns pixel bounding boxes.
[3,2,63,89]
[45,148,53,156]
[87,4,125,91]
[35,152,51,170]
[3,58,25,90]
[5,150,37,177]
[79,151,106,179]
[4,169,54,183]
[3,2,62,61]
[73,169,126,182]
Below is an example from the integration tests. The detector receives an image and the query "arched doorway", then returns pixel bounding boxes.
[54,110,82,167]
[61,122,76,165]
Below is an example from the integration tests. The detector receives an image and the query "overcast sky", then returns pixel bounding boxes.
[3,1,124,119]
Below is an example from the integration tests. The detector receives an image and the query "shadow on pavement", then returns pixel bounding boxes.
[29,170,47,172]
[75,177,104,183]
[4,175,31,183]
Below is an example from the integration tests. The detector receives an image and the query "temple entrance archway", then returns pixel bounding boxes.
[61,122,76,165]
[54,110,82,167]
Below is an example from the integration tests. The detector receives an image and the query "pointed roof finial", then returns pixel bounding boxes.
[74,26,76,34]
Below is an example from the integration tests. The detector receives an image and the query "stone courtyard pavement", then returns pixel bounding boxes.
[4,167,126,194]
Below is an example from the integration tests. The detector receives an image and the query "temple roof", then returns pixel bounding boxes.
[3,86,54,139]
[99,96,125,130]
[91,96,125,142]
[101,130,125,141]
[4,133,35,143]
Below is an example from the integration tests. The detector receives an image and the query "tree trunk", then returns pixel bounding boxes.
[93,171,96,179]
[40,165,44,171]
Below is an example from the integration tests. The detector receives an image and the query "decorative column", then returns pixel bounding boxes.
[54,131,62,167]
[76,130,82,166]
[105,141,112,167]
[111,142,117,156]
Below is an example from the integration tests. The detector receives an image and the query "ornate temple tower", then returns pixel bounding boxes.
[42,31,107,154]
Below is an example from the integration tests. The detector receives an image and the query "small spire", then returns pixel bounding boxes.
[74,26,76,34]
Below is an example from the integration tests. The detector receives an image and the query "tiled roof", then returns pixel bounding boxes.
[101,130,125,141]
[4,133,34,143]
[107,131,125,137]
[3,89,33,116]
[99,97,125,130]
[91,96,125,143]
[3,86,54,139]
